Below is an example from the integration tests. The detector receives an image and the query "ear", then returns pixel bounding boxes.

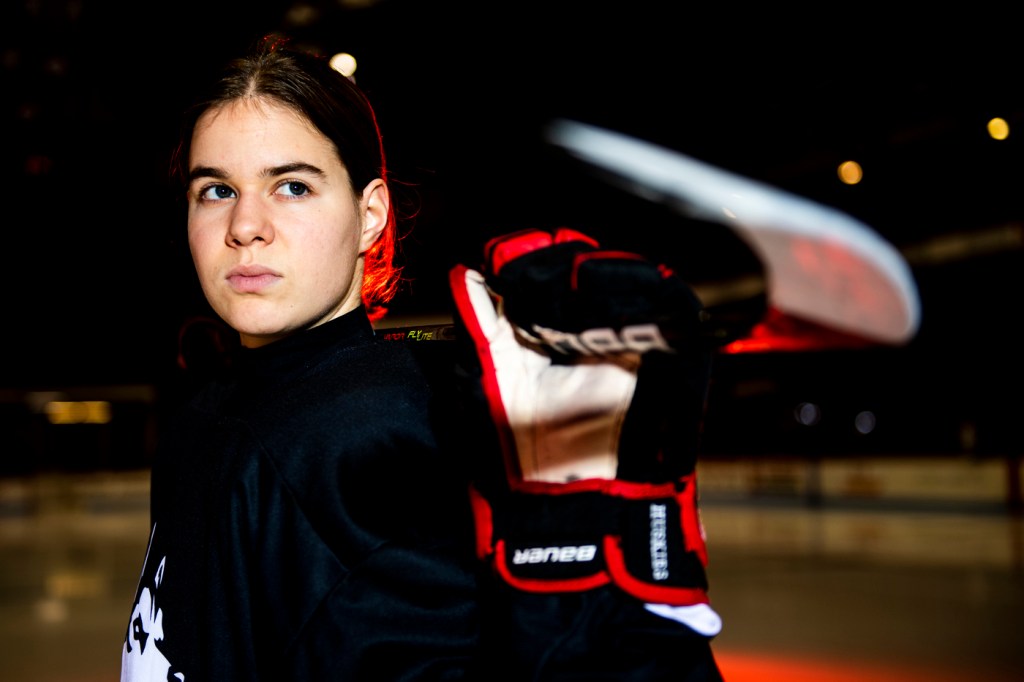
[358,178,390,253]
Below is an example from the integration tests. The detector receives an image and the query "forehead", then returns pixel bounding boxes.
[190,98,338,165]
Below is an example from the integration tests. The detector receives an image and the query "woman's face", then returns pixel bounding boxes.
[186,98,388,348]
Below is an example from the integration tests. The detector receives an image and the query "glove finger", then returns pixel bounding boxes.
[483,228,704,355]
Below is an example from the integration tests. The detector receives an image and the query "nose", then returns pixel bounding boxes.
[227,193,274,246]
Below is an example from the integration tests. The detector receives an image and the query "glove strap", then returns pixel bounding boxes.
[470,473,710,605]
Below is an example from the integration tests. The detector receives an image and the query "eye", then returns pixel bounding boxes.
[198,184,235,201]
[276,181,310,197]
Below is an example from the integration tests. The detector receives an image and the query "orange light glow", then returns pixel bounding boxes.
[714,650,1011,682]
[44,401,111,425]
[721,307,876,354]
[987,117,1010,140]
[837,160,863,185]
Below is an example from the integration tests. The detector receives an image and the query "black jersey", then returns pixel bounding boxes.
[121,308,480,680]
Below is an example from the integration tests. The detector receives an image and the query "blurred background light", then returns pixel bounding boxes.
[987,116,1010,140]
[329,51,357,77]
[44,401,112,425]
[854,409,876,434]
[837,160,863,185]
[794,401,821,426]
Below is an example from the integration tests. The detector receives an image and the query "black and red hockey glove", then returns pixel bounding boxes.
[448,227,720,633]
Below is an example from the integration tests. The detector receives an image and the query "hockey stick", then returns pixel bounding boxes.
[543,119,921,348]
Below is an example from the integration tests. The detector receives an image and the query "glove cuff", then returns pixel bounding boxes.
[470,473,710,605]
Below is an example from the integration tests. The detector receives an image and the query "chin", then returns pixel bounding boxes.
[223,317,287,347]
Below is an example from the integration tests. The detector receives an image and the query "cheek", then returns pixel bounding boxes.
[312,207,363,261]
[186,229,206,265]
[310,231,359,279]
[302,223,363,291]
[187,226,219,279]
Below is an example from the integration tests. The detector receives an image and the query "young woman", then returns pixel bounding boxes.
[121,36,723,681]
[120,37,479,680]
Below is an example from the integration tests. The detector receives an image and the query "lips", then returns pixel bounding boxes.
[226,265,282,293]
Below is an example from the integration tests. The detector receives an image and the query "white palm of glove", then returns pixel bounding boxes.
[462,267,640,483]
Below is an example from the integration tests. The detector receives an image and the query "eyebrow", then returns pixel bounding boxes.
[187,162,327,184]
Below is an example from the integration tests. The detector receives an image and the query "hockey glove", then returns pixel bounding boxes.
[449,227,717,617]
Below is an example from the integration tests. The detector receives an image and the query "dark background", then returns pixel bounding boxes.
[2,1,1021,458]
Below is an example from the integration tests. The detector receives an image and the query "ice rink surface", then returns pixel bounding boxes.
[0,468,1021,682]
